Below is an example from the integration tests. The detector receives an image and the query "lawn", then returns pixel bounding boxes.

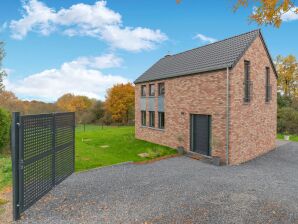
[277,133,298,142]
[75,125,177,171]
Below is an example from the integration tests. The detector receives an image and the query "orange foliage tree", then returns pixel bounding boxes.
[105,83,135,124]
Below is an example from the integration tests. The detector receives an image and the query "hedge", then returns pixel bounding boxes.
[277,107,298,135]
[0,108,10,153]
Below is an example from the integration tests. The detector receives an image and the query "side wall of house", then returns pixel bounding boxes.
[229,36,277,164]
[135,70,228,162]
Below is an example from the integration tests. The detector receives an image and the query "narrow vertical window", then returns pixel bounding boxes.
[265,67,271,102]
[149,111,155,127]
[244,60,252,103]
[158,83,165,96]
[158,112,165,129]
[141,85,146,97]
[149,84,155,96]
[141,111,146,126]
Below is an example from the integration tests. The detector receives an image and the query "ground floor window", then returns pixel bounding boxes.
[149,111,155,127]
[141,111,146,126]
[158,112,165,129]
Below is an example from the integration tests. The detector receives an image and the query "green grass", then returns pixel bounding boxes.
[277,133,298,142]
[75,125,177,171]
[0,156,12,191]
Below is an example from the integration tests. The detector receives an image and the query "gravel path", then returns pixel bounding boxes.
[19,142,298,224]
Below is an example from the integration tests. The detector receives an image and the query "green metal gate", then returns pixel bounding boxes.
[11,112,75,220]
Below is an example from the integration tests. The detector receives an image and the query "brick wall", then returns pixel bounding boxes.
[135,70,228,162]
[229,36,277,164]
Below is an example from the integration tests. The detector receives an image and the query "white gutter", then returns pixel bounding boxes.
[226,67,230,165]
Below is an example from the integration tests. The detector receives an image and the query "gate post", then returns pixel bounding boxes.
[11,112,20,221]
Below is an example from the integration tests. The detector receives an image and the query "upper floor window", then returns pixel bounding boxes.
[158,83,165,96]
[141,85,146,97]
[149,84,155,96]
[265,67,272,102]
[244,60,252,103]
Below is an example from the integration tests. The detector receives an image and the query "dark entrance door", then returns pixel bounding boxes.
[191,114,211,156]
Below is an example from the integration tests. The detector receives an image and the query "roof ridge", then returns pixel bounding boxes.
[167,29,261,58]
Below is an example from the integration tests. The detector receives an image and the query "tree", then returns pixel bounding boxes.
[275,55,298,98]
[234,0,298,27]
[56,93,94,123]
[176,0,298,27]
[105,83,135,124]
[0,42,7,92]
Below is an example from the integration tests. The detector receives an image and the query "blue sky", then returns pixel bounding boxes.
[0,0,297,102]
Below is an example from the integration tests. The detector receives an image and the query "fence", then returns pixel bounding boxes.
[11,112,75,220]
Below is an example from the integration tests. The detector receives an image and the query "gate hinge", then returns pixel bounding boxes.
[19,160,24,170]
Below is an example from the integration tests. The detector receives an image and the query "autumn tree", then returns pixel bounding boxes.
[176,0,298,28]
[56,93,94,123]
[105,83,135,124]
[0,42,6,92]
[275,55,298,98]
[234,0,298,27]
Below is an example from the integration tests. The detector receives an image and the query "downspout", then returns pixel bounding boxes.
[226,67,230,165]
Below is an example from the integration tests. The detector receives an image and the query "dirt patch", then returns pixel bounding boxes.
[133,154,180,165]
[0,187,12,224]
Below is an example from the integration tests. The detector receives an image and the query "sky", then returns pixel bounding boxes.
[0,0,297,102]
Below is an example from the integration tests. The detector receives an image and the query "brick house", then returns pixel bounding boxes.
[134,30,277,165]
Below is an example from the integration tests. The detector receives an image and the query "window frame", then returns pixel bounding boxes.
[149,84,155,97]
[141,85,146,97]
[265,67,271,102]
[158,83,165,96]
[244,60,252,103]
[141,111,146,126]
[149,111,155,127]
[158,112,165,129]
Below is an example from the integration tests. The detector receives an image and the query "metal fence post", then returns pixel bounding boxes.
[52,113,56,186]
[11,112,20,221]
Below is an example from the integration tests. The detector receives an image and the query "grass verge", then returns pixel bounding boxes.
[277,133,298,142]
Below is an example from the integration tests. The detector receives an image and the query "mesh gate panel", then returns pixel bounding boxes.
[17,112,75,214]
[54,113,75,185]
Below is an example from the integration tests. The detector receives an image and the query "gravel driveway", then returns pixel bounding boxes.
[19,141,298,224]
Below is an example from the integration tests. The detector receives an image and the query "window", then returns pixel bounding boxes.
[158,112,165,129]
[149,84,155,96]
[244,60,252,103]
[149,111,155,127]
[158,83,165,96]
[265,67,272,102]
[141,111,146,126]
[141,85,146,97]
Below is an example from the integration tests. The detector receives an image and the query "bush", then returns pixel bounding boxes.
[277,107,298,135]
[0,108,10,154]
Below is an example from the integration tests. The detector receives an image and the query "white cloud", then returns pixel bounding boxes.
[4,54,130,102]
[193,33,217,44]
[9,0,167,51]
[281,7,298,22]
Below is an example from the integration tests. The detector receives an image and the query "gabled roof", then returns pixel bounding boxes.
[134,29,277,84]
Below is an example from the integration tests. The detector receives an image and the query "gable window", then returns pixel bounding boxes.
[141,85,146,97]
[265,67,272,102]
[244,60,252,103]
[149,84,155,96]
[158,112,165,129]
[141,111,146,126]
[149,111,155,127]
[158,83,165,96]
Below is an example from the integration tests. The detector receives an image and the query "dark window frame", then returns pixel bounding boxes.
[141,111,146,126]
[244,60,252,103]
[141,85,146,97]
[149,111,155,127]
[149,84,155,97]
[265,67,272,102]
[158,112,165,129]
[158,83,165,96]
